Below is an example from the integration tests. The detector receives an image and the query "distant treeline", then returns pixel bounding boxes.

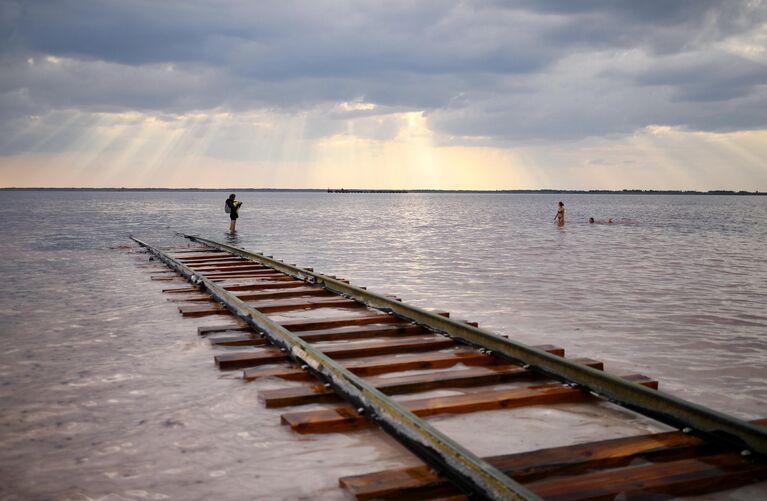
[0,187,763,195]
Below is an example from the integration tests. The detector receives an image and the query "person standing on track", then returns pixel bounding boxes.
[225,193,243,233]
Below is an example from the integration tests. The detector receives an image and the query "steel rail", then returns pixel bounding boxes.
[183,234,767,459]
[132,236,542,501]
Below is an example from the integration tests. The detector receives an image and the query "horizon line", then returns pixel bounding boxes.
[0,187,763,195]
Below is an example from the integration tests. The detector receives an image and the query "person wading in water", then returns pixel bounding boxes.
[554,201,565,226]
[225,193,243,233]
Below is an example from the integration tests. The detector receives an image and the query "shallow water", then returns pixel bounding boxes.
[1,190,766,500]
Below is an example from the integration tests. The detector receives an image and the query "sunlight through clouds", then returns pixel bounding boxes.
[1,1,766,189]
[2,108,766,189]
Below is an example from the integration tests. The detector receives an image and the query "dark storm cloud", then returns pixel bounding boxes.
[632,52,767,102]
[1,0,766,148]
[5,1,551,76]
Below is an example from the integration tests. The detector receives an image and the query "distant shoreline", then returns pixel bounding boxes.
[0,187,763,195]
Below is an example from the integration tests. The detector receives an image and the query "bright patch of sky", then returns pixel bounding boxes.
[1,1,766,189]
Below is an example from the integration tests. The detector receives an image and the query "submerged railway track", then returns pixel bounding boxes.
[131,234,767,500]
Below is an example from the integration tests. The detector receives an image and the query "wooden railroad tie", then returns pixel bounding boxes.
[163,280,308,295]
[167,286,329,303]
[280,374,658,434]
[241,345,565,382]
[260,358,604,408]
[215,335,456,370]
[178,296,363,317]
[340,418,767,500]
[209,322,427,347]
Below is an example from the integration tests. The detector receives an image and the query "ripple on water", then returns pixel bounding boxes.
[0,191,765,499]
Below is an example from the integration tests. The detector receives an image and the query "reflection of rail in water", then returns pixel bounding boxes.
[132,234,767,500]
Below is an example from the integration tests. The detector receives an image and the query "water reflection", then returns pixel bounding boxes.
[224,231,242,246]
[0,190,765,500]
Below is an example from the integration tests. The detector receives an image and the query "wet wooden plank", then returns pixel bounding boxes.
[170,287,327,303]
[278,313,404,332]
[162,286,206,294]
[233,287,327,302]
[204,271,291,279]
[150,275,176,281]
[201,267,282,275]
[297,323,427,343]
[176,256,235,264]
[526,452,767,501]
[175,255,232,260]
[198,268,273,276]
[185,261,254,268]
[188,263,255,270]
[281,375,658,434]
[215,335,456,370]
[210,274,295,281]
[339,418,767,500]
[260,358,604,408]
[175,250,232,255]
[183,255,245,260]
[179,296,362,317]
[204,313,402,335]
[214,321,424,346]
[209,333,267,346]
[166,248,224,254]
[180,304,228,317]
[210,322,424,347]
[206,274,291,281]
[243,349,492,381]
[238,295,362,313]
[162,280,304,294]
[222,281,309,291]
[243,345,565,382]
[174,253,231,260]
[183,261,248,267]
[276,311,446,333]
[167,294,217,303]
[223,311,407,337]
[172,249,227,254]
[140,266,176,272]
[206,274,288,281]
[198,323,251,335]
[193,264,269,272]
[183,258,250,266]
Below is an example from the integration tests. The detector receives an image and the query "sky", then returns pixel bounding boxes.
[1,0,766,190]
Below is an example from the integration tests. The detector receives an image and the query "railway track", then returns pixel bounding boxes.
[132,234,767,500]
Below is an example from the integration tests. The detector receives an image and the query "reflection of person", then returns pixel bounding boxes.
[554,201,565,225]
[226,193,243,233]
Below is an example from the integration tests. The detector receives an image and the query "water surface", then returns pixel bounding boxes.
[1,190,765,500]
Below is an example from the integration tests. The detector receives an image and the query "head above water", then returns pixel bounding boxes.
[589,217,595,223]
[228,193,236,200]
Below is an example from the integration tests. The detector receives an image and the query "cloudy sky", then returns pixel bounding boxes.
[1,1,766,189]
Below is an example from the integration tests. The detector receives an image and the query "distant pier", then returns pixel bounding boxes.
[327,188,408,193]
